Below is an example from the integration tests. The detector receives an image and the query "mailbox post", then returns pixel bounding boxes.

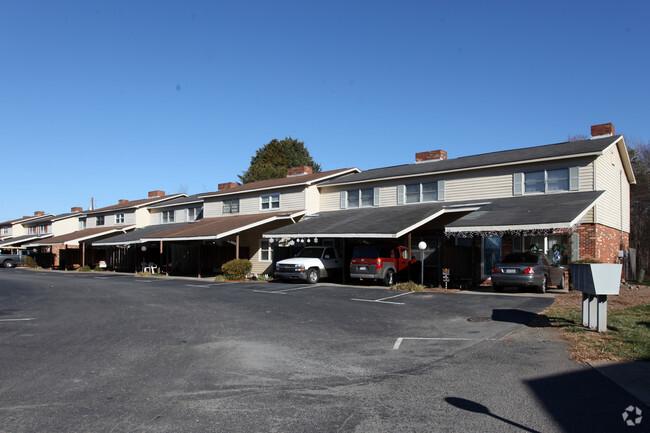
[569,263,622,333]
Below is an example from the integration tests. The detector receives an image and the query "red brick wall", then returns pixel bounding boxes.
[572,223,629,263]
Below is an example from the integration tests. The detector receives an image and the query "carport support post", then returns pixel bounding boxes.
[235,234,240,259]
[197,244,201,279]
[407,233,412,282]
[81,242,85,267]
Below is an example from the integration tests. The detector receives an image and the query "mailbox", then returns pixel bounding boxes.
[569,263,622,332]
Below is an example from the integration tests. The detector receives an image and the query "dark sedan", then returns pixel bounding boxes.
[491,252,565,293]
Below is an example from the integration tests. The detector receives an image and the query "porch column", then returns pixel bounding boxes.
[408,232,412,282]
[159,241,163,274]
[197,244,202,279]
[236,234,240,259]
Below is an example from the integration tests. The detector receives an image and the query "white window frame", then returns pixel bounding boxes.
[402,181,439,203]
[161,210,175,224]
[260,194,280,210]
[259,239,272,262]
[223,199,239,214]
[79,218,86,230]
[523,168,570,194]
[187,207,202,221]
[115,213,125,224]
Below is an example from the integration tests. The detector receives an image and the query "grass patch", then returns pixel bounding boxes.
[545,301,650,362]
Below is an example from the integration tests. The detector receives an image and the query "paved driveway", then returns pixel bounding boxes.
[0,269,645,432]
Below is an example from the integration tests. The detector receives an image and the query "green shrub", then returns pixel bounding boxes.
[77,265,92,272]
[221,259,252,280]
[393,281,425,292]
[572,259,603,264]
[214,274,228,282]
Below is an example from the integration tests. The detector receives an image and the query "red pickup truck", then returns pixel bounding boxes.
[349,245,419,286]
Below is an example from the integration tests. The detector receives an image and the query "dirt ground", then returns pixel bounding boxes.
[551,282,650,309]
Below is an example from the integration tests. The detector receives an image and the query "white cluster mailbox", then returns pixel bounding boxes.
[569,263,622,332]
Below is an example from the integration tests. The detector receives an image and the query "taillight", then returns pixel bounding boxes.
[492,267,500,274]
[523,267,535,274]
[376,258,383,270]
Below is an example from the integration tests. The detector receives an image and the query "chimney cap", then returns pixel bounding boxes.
[591,123,615,139]
[148,190,165,198]
[287,165,313,177]
[415,150,447,163]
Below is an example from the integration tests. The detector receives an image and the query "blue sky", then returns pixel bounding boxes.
[1,0,649,221]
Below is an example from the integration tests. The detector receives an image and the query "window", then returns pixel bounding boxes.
[223,199,239,214]
[79,218,86,230]
[261,194,280,210]
[28,226,35,234]
[38,224,49,234]
[96,216,105,226]
[523,169,570,194]
[1,227,9,235]
[347,188,374,208]
[403,181,439,203]
[161,210,175,224]
[115,213,125,224]
[259,240,272,262]
[188,207,202,221]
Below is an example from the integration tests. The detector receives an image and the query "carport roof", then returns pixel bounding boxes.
[28,226,136,246]
[92,223,189,246]
[140,211,306,241]
[0,234,54,247]
[445,190,604,235]
[263,202,481,239]
[262,191,604,240]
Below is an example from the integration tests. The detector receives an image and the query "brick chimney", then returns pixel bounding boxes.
[34,211,45,216]
[287,166,313,177]
[591,123,615,139]
[71,207,83,213]
[148,190,165,198]
[118,199,129,204]
[218,182,239,191]
[415,150,447,163]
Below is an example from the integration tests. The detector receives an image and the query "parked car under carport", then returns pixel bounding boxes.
[491,252,565,293]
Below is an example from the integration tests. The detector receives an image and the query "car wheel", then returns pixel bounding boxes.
[383,270,395,287]
[558,273,566,290]
[537,275,547,294]
[306,268,320,284]
[493,284,503,292]
[3,260,14,268]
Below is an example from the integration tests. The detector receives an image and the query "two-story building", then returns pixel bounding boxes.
[0,212,55,247]
[99,167,358,277]
[30,190,184,269]
[264,123,635,286]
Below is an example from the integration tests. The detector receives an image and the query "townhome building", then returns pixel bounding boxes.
[264,123,635,286]
[96,167,358,277]
[30,190,184,269]
[0,212,55,246]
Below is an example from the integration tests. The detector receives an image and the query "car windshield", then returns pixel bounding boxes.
[500,253,539,264]
[295,248,324,258]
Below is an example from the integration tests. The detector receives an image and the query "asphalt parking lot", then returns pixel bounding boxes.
[0,269,646,432]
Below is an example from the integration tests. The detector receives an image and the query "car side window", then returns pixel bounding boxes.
[541,255,550,266]
[323,248,335,259]
[401,249,409,260]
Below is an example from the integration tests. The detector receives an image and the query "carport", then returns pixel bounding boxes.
[28,226,136,269]
[135,211,306,277]
[263,203,480,285]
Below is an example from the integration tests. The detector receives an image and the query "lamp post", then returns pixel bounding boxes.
[418,241,427,286]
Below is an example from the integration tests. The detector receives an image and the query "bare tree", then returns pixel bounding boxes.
[627,136,650,274]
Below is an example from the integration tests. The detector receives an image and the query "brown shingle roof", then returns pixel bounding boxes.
[31,226,134,245]
[84,195,185,215]
[142,212,301,240]
[199,168,358,198]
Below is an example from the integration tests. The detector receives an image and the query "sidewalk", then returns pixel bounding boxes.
[588,361,650,407]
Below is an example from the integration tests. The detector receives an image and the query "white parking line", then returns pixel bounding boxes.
[0,318,36,322]
[254,285,317,295]
[393,336,497,350]
[185,284,223,288]
[351,291,415,305]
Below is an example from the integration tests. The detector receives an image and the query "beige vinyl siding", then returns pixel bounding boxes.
[203,199,222,218]
[304,185,321,213]
[127,209,140,226]
[319,186,346,211]
[445,169,513,201]
[240,219,295,275]
[51,217,78,237]
[593,144,630,231]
